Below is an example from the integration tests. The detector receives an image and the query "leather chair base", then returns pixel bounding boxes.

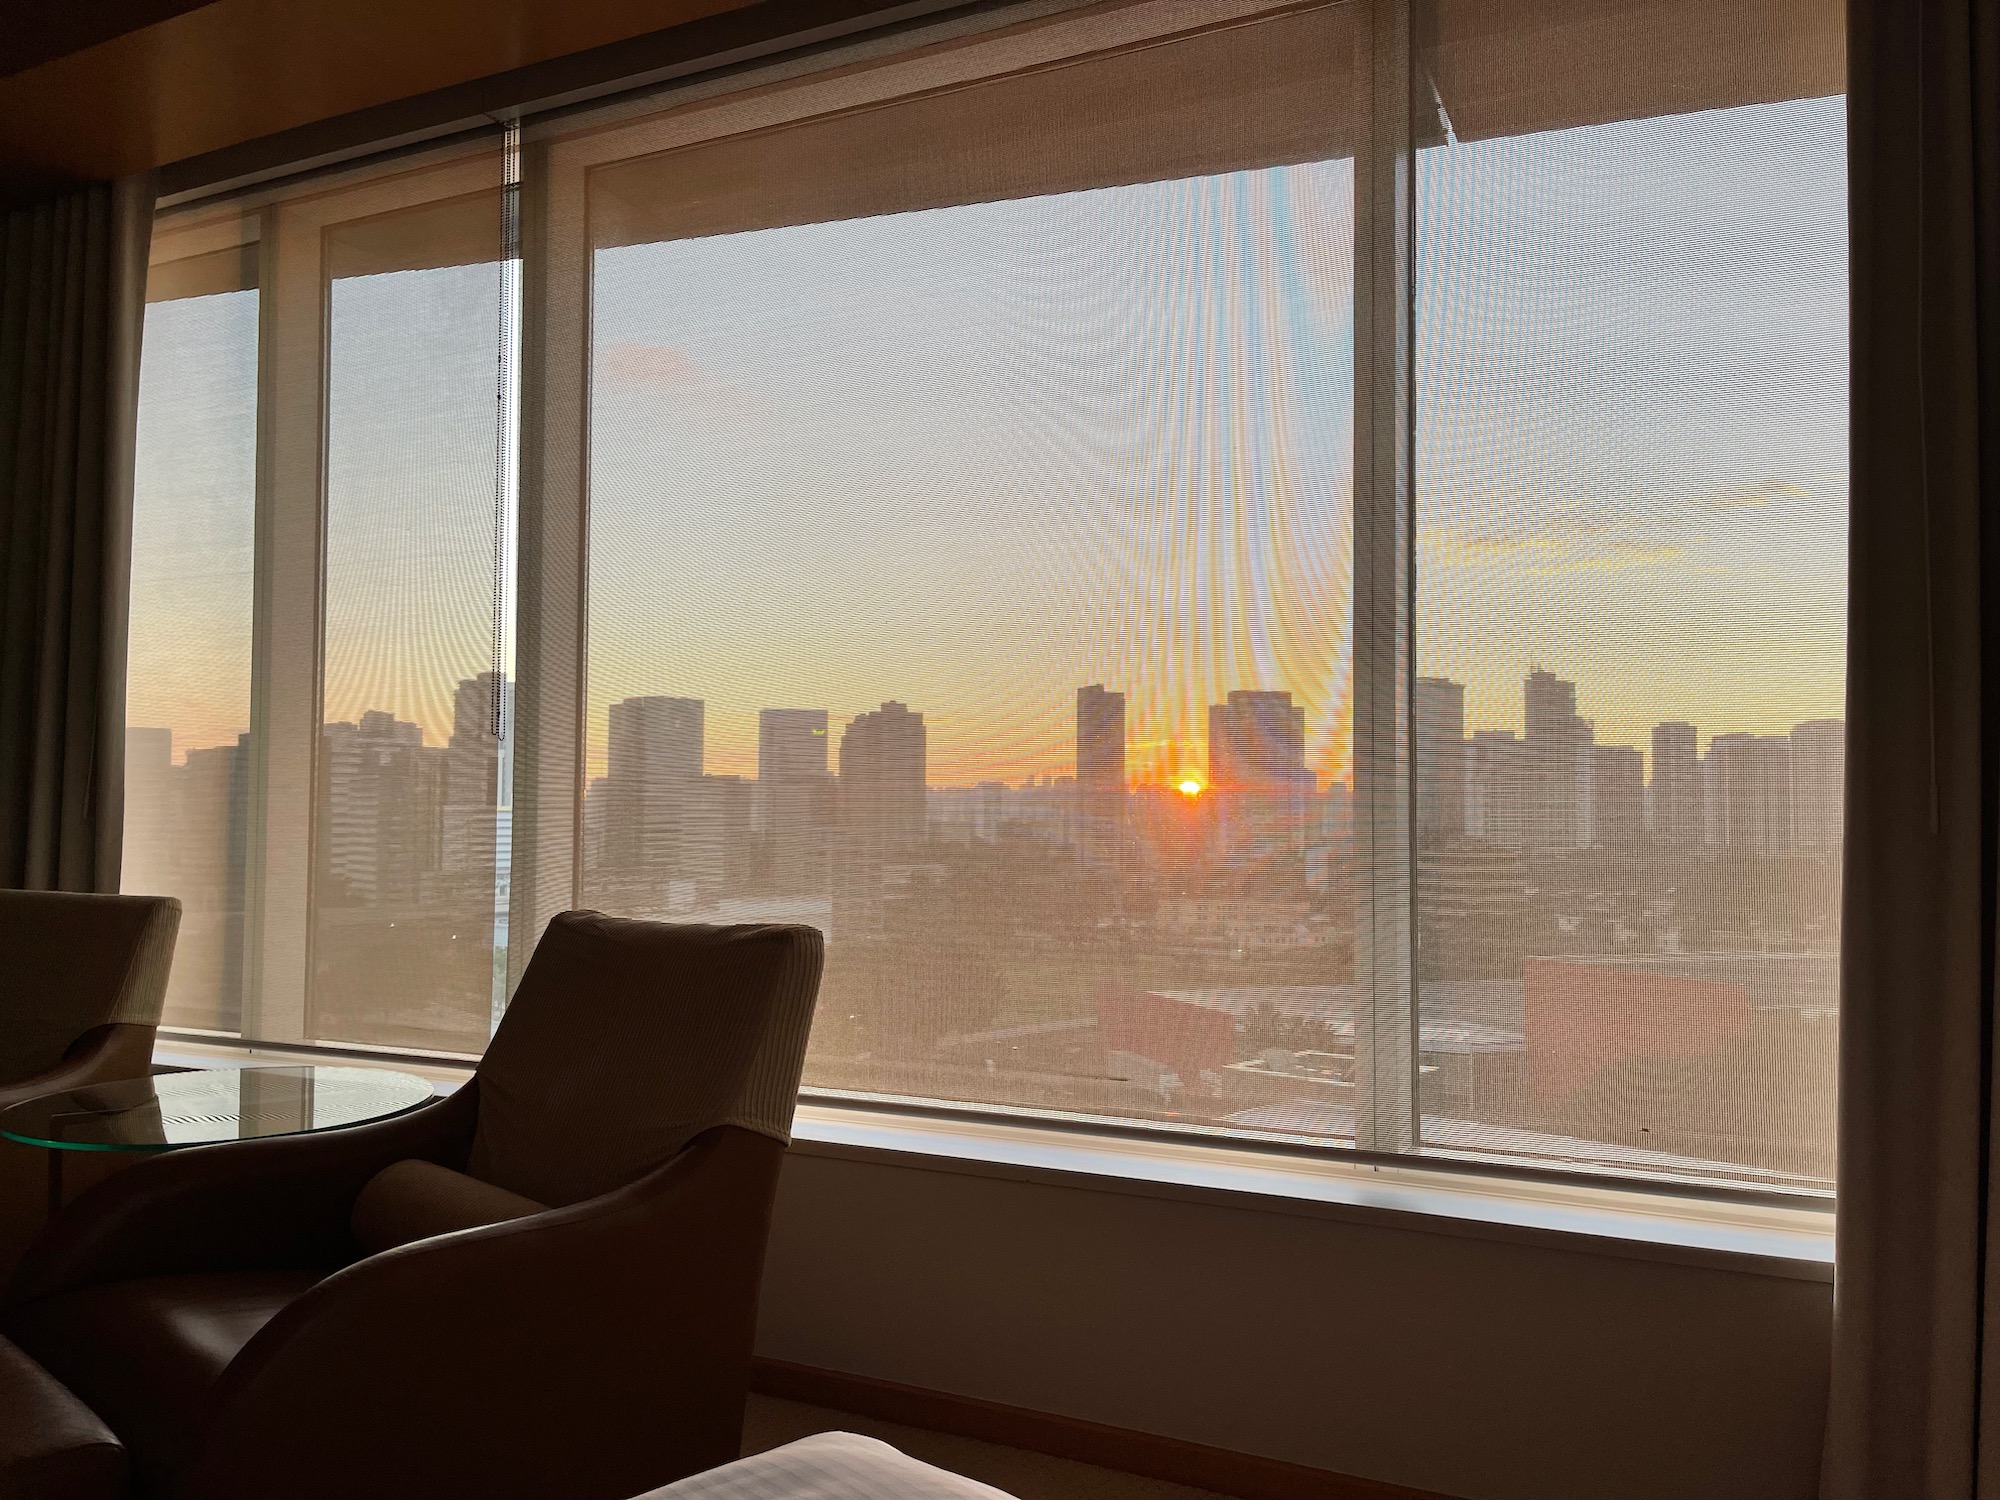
[0,1334,128,1500]
[8,1271,321,1492]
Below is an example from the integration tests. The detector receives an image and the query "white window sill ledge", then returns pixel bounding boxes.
[787,1102,1835,1284]
[156,1036,1832,1283]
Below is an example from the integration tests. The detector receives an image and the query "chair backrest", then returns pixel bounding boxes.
[467,911,824,1206]
[0,891,180,1087]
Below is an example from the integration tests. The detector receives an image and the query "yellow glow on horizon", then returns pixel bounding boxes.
[1177,778,1204,797]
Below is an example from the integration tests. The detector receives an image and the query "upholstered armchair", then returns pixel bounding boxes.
[0,891,180,1272]
[0,891,180,1111]
[3,913,824,1500]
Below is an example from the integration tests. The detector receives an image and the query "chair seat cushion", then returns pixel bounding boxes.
[633,1434,1018,1500]
[0,1335,127,1500]
[5,1269,321,1488]
[350,1159,546,1255]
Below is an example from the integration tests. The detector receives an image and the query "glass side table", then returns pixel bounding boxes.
[0,1065,437,1215]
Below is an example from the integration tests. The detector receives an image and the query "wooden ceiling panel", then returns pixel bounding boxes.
[0,0,760,201]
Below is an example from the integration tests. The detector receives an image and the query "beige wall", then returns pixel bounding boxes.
[756,1148,1832,1500]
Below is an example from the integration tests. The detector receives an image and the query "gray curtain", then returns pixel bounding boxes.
[0,175,154,895]
[1823,0,2000,1495]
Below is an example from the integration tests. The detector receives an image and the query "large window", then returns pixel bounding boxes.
[126,0,1845,1193]
[124,215,259,1033]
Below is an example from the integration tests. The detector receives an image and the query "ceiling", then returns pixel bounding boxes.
[0,0,770,204]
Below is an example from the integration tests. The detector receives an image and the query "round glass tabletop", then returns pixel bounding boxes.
[0,1065,436,1153]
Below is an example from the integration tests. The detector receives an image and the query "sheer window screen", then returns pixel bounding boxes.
[128,143,517,1052]
[311,162,516,1055]
[124,211,262,1032]
[1412,0,1845,1189]
[124,0,1847,1193]
[576,0,1365,1133]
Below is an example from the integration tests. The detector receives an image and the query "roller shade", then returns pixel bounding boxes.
[324,187,504,280]
[589,3,1361,251]
[1425,0,1844,144]
[146,241,257,303]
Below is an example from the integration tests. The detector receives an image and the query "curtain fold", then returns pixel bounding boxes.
[1824,0,2000,1495]
[0,173,154,895]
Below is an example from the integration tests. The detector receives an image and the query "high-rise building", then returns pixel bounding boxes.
[1650,722,1701,845]
[1790,718,1845,851]
[1415,677,1467,843]
[684,774,755,894]
[319,711,442,905]
[758,708,833,893]
[442,672,508,880]
[1076,685,1126,792]
[1523,670,1588,850]
[605,695,704,888]
[1075,685,1127,866]
[839,701,926,846]
[758,709,830,788]
[1591,744,1644,847]
[1209,690,1310,862]
[1208,690,1307,788]
[122,726,175,896]
[1467,730,1530,846]
[1706,732,1793,853]
[172,734,250,1029]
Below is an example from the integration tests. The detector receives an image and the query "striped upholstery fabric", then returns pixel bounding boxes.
[468,912,824,1207]
[0,891,179,1086]
[632,1433,1018,1500]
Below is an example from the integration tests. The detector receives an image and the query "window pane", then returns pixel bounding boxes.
[583,4,1364,1136]
[311,184,513,1054]
[123,224,259,1033]
[1414,9,1846,1189]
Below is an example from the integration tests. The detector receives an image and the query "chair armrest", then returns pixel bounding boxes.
[0,1023,158,1110]
[5,1082,480,1307]
[183,1125,787,1500]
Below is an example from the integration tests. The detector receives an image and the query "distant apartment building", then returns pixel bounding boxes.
[441,672,507,881]
[684,773,754,895]
[123,726,176,896]
[1650,721,1702,845]
[319,710,443,906]
[1790,718,1845,851]
[122,726,249,1029]
[604,694,703,890]
[1417,841,1530,978]
[1467,730,1530,846]
[1415,676,1467,843]
[758,707,833,893]
[1209,690,1306,788]
[1209,689,1312,861]
[1591,743,1644,848]
[1523,670,1590,850]
[1076,685,1126,792]
[839,701,927,846]
[1705,732,1794,853]
[1076,684,1127,865]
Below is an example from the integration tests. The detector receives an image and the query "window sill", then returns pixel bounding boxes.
[787,1102,1835,1283]
[156,1035,1832,1282]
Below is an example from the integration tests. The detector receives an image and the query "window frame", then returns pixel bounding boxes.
[138,0,1845,1214]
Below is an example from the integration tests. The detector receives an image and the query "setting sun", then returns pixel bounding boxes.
[1176,778,1203,797]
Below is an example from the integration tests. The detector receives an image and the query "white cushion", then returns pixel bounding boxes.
[633,1433,1019,1500]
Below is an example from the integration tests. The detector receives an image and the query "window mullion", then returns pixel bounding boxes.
[1351,0,1419,1155]
[506,130,588,996]
[240,200,326,1044]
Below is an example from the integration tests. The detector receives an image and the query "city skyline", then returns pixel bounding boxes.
[127,656,1846,804]
[129,101,1847,785]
